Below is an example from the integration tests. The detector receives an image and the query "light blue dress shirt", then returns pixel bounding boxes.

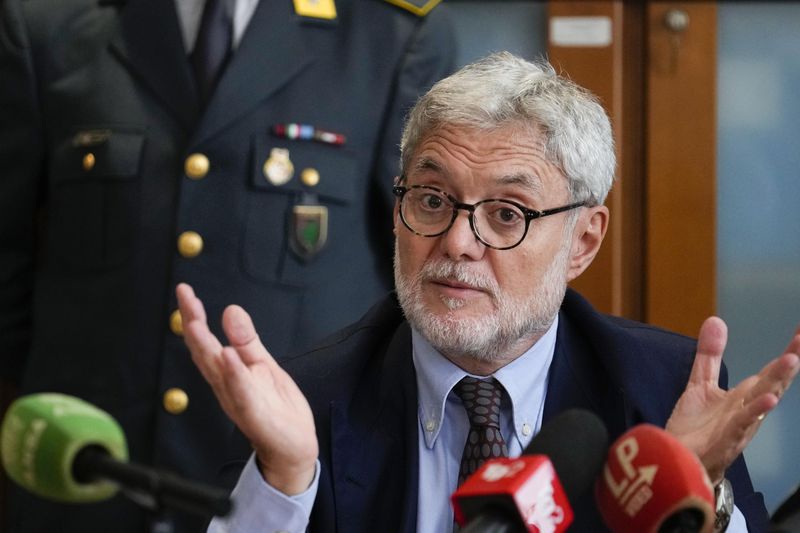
[411,318,558,532]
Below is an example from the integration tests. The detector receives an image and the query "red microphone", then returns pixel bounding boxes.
[451,409,608,533]
[595,424,715,533]
[453,455,572,532]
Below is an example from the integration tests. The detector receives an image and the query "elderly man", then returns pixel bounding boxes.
[177,52,799,532]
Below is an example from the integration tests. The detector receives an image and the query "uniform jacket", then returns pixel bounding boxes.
[0,0,455,530]
[265,289,769,532]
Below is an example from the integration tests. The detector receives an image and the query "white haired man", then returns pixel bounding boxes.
[177,53,799,532]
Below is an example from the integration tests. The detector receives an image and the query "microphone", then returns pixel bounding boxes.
[0,393,231,517]
[451,409,609,533]
[595,424,714,533]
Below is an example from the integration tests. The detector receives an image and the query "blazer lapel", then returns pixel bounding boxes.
[194,0,318,143]
[330,322,419,533]
[543,311,630,443]
[109,0,199,132]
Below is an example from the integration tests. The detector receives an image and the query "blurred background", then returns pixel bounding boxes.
[446,0,799,513]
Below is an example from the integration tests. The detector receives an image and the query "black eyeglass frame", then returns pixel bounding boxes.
[392,184,586,250]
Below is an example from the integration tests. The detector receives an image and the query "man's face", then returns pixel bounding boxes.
[394,124,580,368]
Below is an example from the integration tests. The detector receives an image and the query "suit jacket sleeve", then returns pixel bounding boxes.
[0,0,43,382]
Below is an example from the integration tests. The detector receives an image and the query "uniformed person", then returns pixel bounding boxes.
[0,0,456,531]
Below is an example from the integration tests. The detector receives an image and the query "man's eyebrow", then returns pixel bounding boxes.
[497,172,543,194]
[413,157,444,174]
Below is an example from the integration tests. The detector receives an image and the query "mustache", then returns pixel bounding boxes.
[418,260,499,295]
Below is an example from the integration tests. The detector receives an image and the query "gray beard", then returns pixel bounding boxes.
[394,243,569,363]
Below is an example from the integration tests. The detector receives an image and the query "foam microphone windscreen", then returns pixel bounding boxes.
[452,409,609,532]
[1,393,128,502]
[595,424,715,533]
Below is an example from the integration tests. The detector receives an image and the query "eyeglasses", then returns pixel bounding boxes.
[392,184,585,250]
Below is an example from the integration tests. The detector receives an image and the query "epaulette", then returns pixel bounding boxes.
[382,0,442,17]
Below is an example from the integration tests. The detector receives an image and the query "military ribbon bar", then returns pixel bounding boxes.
[272,123,346,146]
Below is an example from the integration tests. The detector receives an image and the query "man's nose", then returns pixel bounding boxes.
[439,209,485,260]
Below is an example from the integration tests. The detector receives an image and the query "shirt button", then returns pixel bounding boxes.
[169,309,183,336]
[185,153,210,179]
[300,167,320,187]
[177,231,204,258]
[522,423,532,436]
[425,420,436,432]
[82,153,96,171]
[163,388,189,414]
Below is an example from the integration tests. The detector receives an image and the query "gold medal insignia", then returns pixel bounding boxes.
[263,147,295,186]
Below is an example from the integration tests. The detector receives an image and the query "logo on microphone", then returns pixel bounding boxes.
[521,466,567,533]
[603,435,658,517]
[481,459,526,482]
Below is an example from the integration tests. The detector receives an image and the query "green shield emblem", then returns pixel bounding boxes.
[290,205,328,260]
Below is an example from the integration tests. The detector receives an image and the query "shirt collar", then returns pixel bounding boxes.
[412,316,559,449]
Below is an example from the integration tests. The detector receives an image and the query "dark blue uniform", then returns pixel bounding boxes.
[0,0,455,530]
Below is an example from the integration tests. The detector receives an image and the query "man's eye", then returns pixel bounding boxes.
[491,206,523,224]
[421,194,444,210]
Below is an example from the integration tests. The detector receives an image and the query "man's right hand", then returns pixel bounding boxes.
[176,283,318,495]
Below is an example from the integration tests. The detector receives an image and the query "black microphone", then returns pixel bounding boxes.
[452,409,609,532]
[0,393,232,518]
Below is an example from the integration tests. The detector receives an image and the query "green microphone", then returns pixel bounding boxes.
[1,392,126,503]
[1,393,231,517]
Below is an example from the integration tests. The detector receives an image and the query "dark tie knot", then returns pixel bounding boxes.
[454,376,504,429]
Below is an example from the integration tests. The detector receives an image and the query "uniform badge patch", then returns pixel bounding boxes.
[263,147,295,186]
[290,204,329,260]
[293,0,337,20]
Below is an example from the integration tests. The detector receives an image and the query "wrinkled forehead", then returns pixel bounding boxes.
[402,123,568,198]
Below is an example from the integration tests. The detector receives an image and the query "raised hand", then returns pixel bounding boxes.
[666,316,800,485]
[176,283,318,495]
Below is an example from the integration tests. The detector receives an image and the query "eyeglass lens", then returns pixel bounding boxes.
[401,187,527,249]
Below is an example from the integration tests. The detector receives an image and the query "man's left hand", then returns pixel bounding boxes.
[666,316,800,485]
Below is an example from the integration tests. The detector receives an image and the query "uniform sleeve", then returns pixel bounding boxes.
[208,454,320,533]
[0,0,44,382]
[369,4,457,260]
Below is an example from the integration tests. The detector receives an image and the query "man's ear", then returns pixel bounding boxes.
[566,206,609,282]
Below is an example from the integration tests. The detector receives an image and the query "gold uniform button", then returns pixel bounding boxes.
[163,388,189,414]
[83,153,96,171]
[185,153,210,179]
[169,309,183,336]
[177,231,204,258]
[300,167,320,187]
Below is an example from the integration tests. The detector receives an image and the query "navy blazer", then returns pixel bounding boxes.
[255,289,768,532]
[0,0,455,531]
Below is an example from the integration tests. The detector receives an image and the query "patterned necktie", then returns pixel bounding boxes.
[454,376,509,486]
[191,0,233,106]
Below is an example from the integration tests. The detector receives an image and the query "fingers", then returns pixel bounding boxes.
[176,283,207,323]
[221,305,280,369]
[219,346,265,411]
[688,316,728,385]
[176,283,225,386]
[783,329,800,360]
[744,351,800,410]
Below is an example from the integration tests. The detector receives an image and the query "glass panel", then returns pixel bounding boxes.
[718,2,800,512]
[448,2,547,67]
